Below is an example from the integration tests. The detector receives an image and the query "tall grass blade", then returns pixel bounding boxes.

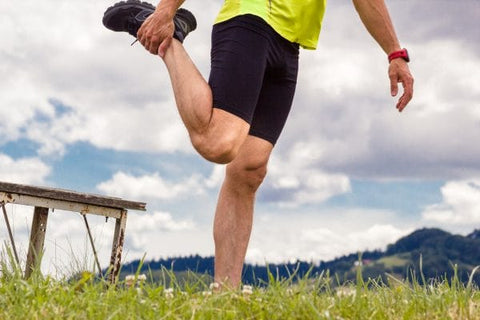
[467,265,480,290]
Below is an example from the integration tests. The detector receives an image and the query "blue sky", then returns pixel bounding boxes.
[1,0,479,276]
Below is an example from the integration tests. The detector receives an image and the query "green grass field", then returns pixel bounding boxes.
[2,263,480,320]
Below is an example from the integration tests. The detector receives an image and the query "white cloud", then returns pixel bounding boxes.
[0,77,52,144]
[263,143,351,206]
[96,171,206,200]
[21,103,85,157]
[412,40,480,116]
[204,164,225,188]
[292,170,350,204]
[126,211,196,250]
[246,209,413,264]
[0,154,50,185]
[129,211,195,232]
[422,179,480,230]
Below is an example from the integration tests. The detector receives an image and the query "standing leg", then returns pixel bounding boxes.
[213,136,273,288]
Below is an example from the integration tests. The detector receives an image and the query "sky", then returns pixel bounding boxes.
[1,0,479,276]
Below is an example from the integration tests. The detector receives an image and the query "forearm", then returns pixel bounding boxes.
[156,0,185,18]
[352,0,401,54]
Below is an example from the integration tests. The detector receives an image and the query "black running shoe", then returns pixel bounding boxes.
[102,0,197,43]
[171,8,197,43]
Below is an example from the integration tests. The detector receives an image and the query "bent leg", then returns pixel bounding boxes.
[213,135,273,288]
[161,40,250,163]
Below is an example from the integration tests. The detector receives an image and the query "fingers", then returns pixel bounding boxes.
[136,14,173,55]
[147,38,161,54]
[158,37,172,58]
[395,70,414,112]
[388,60,414,112]
[390,76,399,97]
[138,28,161,54]
[136,14,152,44]
[396,78,414,112]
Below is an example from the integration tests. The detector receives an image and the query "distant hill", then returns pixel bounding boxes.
[467,229,480,240]
[119,228,480,286]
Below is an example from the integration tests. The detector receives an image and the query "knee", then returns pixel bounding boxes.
[191,135,240,164]
[226,160,268,194]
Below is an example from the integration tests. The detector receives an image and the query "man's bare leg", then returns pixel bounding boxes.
[213,136,273,288]
[161,40,250,164]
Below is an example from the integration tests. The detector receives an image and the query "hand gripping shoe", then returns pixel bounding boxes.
[103,0,197,43]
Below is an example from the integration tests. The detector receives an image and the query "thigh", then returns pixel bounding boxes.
[208,18,269,124]
[249,46,299,146]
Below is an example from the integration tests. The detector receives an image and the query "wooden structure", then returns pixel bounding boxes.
[0,181,146,283]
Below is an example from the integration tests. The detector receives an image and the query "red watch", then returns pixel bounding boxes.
[388,48,410,63]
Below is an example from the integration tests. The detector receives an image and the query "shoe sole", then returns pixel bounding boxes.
[175,8,197,32]
[103,0,155,31]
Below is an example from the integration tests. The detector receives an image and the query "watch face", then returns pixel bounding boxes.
[401,49,410,62]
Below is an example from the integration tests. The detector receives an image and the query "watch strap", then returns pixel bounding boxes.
[388,48,410,63]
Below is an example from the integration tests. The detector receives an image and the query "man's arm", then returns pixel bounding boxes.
[352,0,414,112]
[137,0,185,56]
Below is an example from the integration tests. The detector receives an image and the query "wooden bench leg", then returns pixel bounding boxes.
[1,203,21,266]
[109,210,127,284]
[25,206,49,279]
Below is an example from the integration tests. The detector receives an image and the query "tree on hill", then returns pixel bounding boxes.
[386,228,450,255]
[382,228,480,284]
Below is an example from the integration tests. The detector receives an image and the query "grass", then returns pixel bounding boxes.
[2,261,480,320]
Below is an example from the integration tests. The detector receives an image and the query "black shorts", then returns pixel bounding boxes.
[209,14,299,145]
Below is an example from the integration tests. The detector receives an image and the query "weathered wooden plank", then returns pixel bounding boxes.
[25,207,49,279]
[0,192,123,219]
[0,181,146,211]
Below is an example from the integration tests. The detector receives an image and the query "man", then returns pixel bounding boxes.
[103,0,414,288]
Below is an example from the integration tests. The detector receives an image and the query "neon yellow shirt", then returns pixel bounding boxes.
[215,0,327,50]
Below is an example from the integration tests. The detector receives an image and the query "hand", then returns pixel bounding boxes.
[389,59,414,112]
[137,10,175,57]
